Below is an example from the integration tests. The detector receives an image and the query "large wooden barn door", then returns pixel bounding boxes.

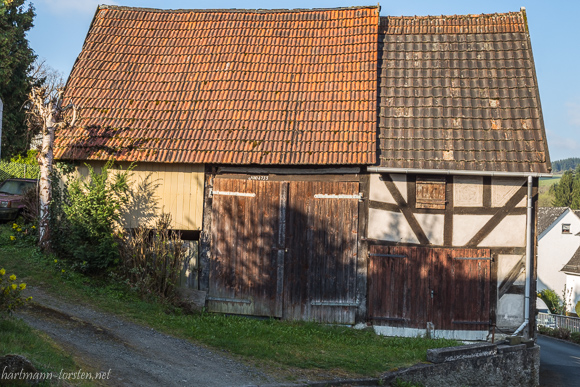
[208,178,283,317]
[369,246,491,331]
[284,181,360,324]
[208,176,360,323]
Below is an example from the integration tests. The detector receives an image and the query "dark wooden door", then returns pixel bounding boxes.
[208,176,360,323]
[284,181,360,324]
[208,178,284,317]
[368,246,491,331]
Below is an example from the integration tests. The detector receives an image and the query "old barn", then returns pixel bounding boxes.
[55,5,550,340]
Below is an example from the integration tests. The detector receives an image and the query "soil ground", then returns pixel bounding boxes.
[17,286,279,386]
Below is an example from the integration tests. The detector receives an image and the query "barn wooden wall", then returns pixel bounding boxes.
[74,161,204,231]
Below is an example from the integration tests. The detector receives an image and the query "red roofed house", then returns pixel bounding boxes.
[57,5,550,340]
[57,5,380,324]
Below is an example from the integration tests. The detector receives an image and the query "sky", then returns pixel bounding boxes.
[25,0,580,162]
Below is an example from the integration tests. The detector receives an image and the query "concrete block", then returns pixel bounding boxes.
[427,343,497,364]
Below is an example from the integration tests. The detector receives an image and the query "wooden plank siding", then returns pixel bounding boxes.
[208,178,282,316]
[74,161,204,231]
[207,174,360,323]
[368,245,491,331]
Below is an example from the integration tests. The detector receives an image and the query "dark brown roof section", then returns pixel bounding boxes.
[56,6,379,165]
[537,207,568,235]
[562,246,580,275]
[377,10,551,173]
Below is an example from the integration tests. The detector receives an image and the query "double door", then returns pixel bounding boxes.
[208,175,360,324]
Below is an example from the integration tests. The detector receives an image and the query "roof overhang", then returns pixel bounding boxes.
[366,166,553,178]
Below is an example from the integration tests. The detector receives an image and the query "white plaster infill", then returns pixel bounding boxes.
[373,325,489,341]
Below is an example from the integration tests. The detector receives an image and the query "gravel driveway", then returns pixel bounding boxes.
[17,287,277,387]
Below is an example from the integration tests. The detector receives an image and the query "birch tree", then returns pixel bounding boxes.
[27,86,76,247]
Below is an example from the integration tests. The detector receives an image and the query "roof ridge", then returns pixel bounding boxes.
[382,10,523,20]
[98,4,379,13]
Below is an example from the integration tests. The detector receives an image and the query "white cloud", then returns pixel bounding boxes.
[37,0,117,15]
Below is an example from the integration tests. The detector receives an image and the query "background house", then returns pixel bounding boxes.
[537,207,580,298]
[561,247,580,310]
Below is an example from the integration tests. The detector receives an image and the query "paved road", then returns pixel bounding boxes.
[538,335,580,387]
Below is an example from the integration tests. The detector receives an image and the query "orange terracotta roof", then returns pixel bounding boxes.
[56,6,379,165]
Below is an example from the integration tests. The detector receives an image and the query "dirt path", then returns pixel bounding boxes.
[17,286,278,386]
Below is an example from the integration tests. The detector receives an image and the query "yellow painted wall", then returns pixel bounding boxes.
[74,162,204,230]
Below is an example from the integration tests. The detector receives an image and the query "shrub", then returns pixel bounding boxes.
[539,289,563,314]
[538,325,554,335]
[119,213,185,301]
[571,332,580,345]
[553,327,571,340]
[0,269,31,316]
[50,161,132,273]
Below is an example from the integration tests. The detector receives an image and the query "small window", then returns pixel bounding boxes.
[562,224,571,234]
[416,177,446,209]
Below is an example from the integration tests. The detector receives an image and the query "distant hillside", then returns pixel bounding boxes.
[552,158,580,172]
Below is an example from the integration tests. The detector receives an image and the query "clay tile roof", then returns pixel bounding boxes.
[377,10,551,173]
[55,5,379,165]
[537,207,568,235]
[562,246,580,275]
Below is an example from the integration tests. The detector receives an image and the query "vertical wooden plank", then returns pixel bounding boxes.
[199,169,214,291]
[444,176,453,246]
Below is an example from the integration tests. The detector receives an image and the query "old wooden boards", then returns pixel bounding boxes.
[368,245,491,331]
[207,175,360,324]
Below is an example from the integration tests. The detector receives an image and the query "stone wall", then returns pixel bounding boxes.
[382,342,539,387]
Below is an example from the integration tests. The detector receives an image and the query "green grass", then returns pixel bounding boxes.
[0,318,94,386]
[0,221,460,379]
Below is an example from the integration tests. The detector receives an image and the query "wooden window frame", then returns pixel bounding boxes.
[416,176,446,210]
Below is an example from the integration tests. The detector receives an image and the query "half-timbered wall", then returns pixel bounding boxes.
[367,173,535,338]
[74,161,205,231]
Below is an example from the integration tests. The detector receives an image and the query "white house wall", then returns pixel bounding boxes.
[564,274,580,309]
[537,210,580,296]
[367,173,533,333]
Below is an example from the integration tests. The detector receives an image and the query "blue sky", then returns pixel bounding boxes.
[27,0,579,162]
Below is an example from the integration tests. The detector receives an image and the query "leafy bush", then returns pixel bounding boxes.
[538,325,554,335]
[50,161,131,273]
[553,327,571,340]
[539,289,563,314]
[119,213,185,300]
[0,269,31,316]
[571,332,580,345]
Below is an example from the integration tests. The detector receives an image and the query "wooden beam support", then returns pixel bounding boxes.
[466,185,527,247]
[382,174,430,245]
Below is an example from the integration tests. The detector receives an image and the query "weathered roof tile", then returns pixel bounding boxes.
[56,6,379,165]
[377,10,551,173]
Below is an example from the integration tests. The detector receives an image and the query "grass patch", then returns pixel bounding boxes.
[0,317,92,386]
[0,222,460,379]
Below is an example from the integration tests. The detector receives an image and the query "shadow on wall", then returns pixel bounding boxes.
[208,179,359,324]
[118,171,160,228]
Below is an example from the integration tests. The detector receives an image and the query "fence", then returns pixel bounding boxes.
[0,161,40,182]
[538,312,580,333]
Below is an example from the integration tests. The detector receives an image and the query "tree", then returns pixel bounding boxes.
[0,0,36,159]
[27,86,76,247]
[552,167,580,209]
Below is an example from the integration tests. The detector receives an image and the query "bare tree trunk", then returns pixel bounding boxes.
[28,86,76,249]
[38,113,55,247]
